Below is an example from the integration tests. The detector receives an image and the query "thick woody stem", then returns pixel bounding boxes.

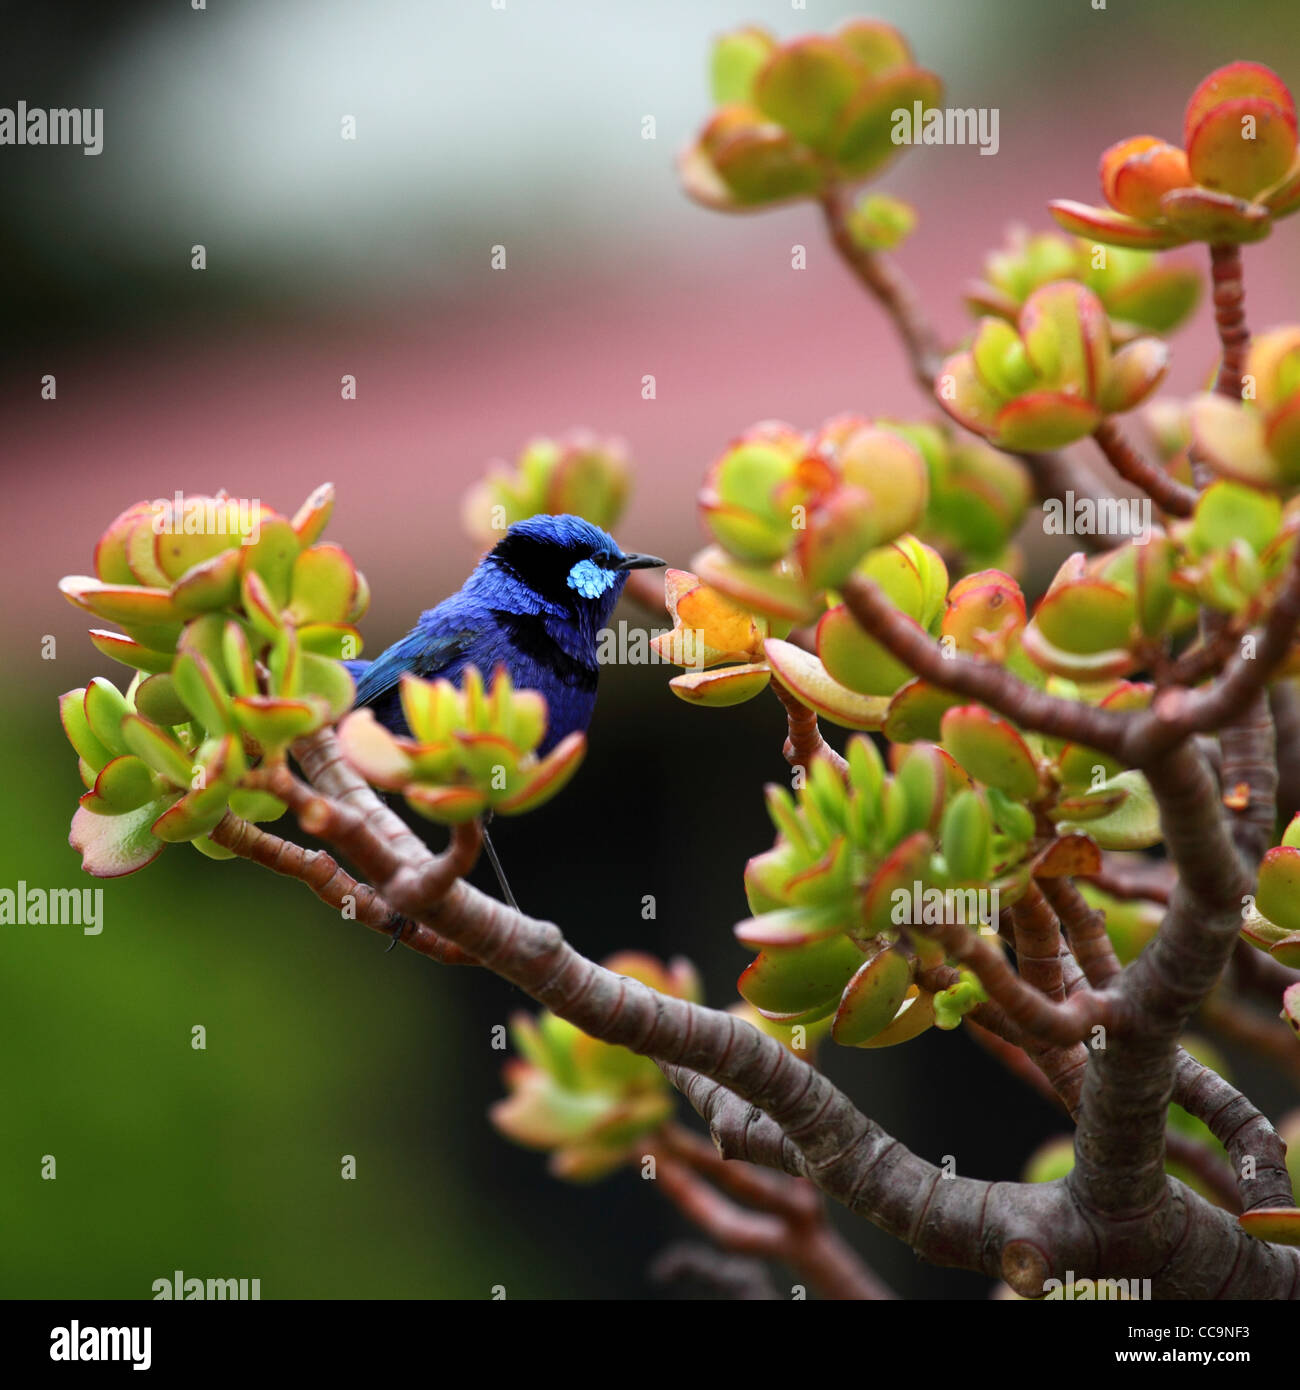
[770,679,850,780]
[1219,690,1279,869]
[263,728,1299,1295]
[1186,240,1279,867]
[1166,625,1241,687]
[1162,1133,1242,1214]
[1070,742,1251,1221]
[1093,419,1196,519]
[292,729,430,869]
[664,1064,1299,1298]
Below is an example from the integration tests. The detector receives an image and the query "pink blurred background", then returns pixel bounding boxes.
[6,0,1299,674]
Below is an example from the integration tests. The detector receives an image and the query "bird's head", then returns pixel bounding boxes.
[481,513,665,632]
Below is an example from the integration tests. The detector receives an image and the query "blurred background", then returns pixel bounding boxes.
[3,0,1300,1300]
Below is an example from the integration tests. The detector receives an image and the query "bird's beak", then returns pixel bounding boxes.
[614,552,667,571]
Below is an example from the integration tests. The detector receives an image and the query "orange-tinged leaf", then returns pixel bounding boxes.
[764,638,890,730]
[858,984,936,1048]
[1048,199,1185,249]
[405,784,491,824]
[1032,834,1103,878]
[291,482,335,546]
[669,663,772,707]
[1239,1207,1300,1245]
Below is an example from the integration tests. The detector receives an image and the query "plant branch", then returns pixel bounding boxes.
[1040,875,1124,987]
[1210,242,1249,400]
[208,811,478,965]
[1172,1047,1294,1212]
[1069,742,1251,1220]
[252,728,1300,1296]
[770,678,849,780]
[1093,419,1196,518]
[818,186,945,390]
[840,574,1132,757]
[817,185,1126,547]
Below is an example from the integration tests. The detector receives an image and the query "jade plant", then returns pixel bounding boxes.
[56,19,1300,1302]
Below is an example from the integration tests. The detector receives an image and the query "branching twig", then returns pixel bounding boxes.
[770,679,849,780]
[1210,242,1249,400]
[1093,419,1196,518]
[208,810,477,965]
[818,186,945,390]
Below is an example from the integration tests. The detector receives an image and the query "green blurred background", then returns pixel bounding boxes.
[3,0,1300,1299]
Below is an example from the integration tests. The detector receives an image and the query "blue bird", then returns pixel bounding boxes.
[346,513,665,749]
[344,514,664,916]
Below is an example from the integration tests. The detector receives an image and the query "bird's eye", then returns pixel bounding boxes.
[567,557,618,599]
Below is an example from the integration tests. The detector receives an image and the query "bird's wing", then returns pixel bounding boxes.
[351,625,474,710]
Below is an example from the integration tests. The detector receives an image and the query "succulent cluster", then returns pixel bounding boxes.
[680,20,940,212]
[689,412,1031,634]
[737,738,1025,1048]
[843,191,918,253]
[1051,62,1300,248]
[1191,326,1300,489]
[338,666,587,825]
[59,489,364,876]
[966,226,1201,342]
[939,281,1171,452]
[491,954,701,1180]
[888,420,1032,572]
[461,431,631,547]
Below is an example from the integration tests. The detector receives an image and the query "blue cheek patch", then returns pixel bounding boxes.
[567,558,618,600]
